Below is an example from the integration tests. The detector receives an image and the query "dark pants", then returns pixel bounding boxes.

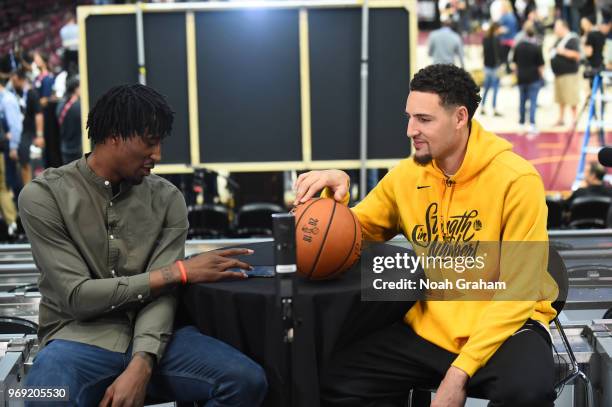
[3,149,21,205]
[320,321,555,407]
[25,325,268,406]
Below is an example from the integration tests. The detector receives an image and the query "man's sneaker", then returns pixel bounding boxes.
[7,222,17,237]
[526,125,539,140]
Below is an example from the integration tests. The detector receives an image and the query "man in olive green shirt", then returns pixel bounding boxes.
[20,84,267,406]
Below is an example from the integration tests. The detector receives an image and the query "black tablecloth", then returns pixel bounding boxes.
[182,242,411,407]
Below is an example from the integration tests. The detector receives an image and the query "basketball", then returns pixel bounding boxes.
[292,198,362,280]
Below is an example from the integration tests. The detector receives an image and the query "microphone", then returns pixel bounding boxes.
[272,213,297,343]
[599,147,612,168]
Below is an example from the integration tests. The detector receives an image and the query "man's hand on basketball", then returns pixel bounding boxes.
[431,366,468,407]
[183,248,253,283]
[293,170,349,205]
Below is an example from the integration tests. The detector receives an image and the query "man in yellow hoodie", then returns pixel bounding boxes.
[294,64,558,407]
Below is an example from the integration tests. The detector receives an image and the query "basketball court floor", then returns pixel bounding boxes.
[416,30,611,195]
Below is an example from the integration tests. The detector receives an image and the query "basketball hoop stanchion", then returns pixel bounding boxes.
[272,213,297,407]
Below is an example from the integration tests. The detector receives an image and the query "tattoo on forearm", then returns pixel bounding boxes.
[134,351,155,369]
[161,266,175,285]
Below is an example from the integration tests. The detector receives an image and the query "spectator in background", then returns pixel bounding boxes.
[56,77,81,164]
[7,68,44,196]
[32,51,62,168]
[439,0,470,38]
[60,12,79,77]
[498,0,519,73]
[566,162,612,207]
[560,0,584,33]
[581,15,606,81]
[603,15,612,70]
[550,19,581,127]
[32,51,54,108]
[513,9,546,44]
[489,0,504,22]
[428,15,465,67]
[481,22,503,116]
[0,76,20,237]
[513,21,545,136]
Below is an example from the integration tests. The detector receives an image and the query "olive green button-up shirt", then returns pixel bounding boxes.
[18,156,188,361]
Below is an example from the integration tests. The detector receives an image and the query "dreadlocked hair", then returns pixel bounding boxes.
[86,84,174,145]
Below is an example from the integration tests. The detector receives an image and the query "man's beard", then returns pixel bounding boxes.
[413,154,433,166]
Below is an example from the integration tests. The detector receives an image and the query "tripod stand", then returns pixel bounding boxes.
[572,70,611,189]
[550,70,611,190]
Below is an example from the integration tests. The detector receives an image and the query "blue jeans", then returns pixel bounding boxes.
[518,80,543,125]
[481,67,500,110]
[25,326,268,406]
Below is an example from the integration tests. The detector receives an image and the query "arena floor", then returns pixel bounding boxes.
[417,30,611,194]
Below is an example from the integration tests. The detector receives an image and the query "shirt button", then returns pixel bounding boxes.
[104,180,110,186]
[109,235,114,240]
[111,305,115,310]
[111,269,116,276]
[137,294,143,300]
[109,202,113,207]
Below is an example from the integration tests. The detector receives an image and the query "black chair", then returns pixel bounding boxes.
[547,247,593,405]
[568,196,612,229]
[187,204,231,239]
[407,246,593,406]
[233,203,285,237]
[545,197,565,229]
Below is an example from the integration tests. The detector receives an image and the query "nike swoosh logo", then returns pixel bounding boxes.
[417,185,430,189]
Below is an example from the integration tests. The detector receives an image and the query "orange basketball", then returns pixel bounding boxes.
[292,198,362,280]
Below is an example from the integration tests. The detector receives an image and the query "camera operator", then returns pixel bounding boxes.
[581,15,606,85]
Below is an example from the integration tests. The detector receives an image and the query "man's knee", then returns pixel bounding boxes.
[222,361,268,403]
[26,343,74,385]
[491,382,555,406]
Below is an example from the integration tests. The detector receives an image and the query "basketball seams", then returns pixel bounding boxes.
[333,209,359,277]
[294,198,321,227]
[308,200,337,279]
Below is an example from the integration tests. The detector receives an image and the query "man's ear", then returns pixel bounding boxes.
[455,106,469,130]
[108,134,121,146]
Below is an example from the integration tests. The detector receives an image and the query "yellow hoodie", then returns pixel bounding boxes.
[327,120,558,377]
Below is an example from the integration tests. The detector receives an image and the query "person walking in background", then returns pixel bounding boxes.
[482,22,504,116]
[428,15,465,67]
[56,77,81,164]
[550,19,581,127]
[581,15,606,82]
[498,0,519,73]
[513,21,545,137]
[32,51,54,108]
[0,76,20,237]
[513,9,546,45]
[60,12,79,77]
[7,68,43,192]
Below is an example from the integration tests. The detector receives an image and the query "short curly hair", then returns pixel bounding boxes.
[409,64,481,121]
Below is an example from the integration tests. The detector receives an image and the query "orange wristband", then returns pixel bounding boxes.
[176,260,187,285]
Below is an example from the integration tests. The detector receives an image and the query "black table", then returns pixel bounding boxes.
[182,242,411,407]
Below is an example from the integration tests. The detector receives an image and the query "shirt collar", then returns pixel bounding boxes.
[77,154,132,196]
